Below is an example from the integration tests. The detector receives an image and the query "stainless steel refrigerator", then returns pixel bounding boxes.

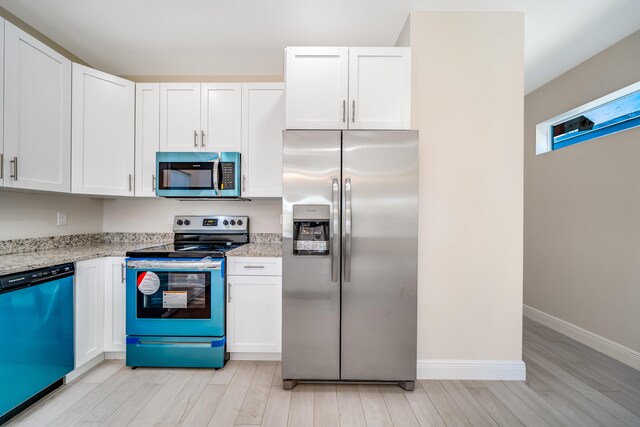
[282,130,418,391]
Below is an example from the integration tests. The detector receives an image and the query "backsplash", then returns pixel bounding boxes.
[0,232,282,256]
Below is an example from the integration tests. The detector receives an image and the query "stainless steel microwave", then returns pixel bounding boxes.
[156,152,241,198]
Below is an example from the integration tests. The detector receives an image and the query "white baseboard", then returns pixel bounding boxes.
[230,352,282,361]
[524,305,640,371]
[105,351,125,360]
[65,353,105,383]
[417,359,526,381]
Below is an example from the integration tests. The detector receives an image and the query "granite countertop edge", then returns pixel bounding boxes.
[225,243,282,258]
[0,241,283,276]
[0,242,164,276]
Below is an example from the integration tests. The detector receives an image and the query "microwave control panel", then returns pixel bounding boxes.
[221,162,235,190]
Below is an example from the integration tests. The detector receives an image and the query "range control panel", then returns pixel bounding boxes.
[173,215,249,233]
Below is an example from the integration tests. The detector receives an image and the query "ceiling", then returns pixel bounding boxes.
[1,0,639,94]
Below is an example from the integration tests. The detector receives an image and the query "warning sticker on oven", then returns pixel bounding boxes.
[137,272,160,295]
[163,291,188,308]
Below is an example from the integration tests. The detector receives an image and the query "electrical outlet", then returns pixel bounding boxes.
[280,214,283,225]
[57,212,68,226]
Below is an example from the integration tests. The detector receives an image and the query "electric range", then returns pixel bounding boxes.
[124,215,248,369]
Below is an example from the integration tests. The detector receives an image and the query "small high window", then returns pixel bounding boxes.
[536,81,640,154]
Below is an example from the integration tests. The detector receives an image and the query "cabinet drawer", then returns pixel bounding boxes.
[227,257,282,276]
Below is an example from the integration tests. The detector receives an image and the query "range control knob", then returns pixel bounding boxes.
[223,220,229,226]
[237,219,243,226]
[230,220,236,226]
[184,220,191,226]
[176,219,184,225]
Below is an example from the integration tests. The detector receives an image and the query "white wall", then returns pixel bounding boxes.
[524,31,640,356]
[103,198,282,233]
[0,190,103,240]
[409,12,524,365]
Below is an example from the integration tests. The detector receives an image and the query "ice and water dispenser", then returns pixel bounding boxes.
[292,205,330,256]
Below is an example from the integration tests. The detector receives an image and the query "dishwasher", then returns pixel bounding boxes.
[0,263,75,424]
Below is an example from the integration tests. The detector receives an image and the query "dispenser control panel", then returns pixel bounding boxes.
[292,205,330,256]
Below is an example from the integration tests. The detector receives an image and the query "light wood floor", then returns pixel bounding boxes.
[6,317,640,426]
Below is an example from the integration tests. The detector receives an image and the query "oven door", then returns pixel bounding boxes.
[125,258,225,337]
[156,152,241,198]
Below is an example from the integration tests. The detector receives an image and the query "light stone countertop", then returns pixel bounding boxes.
[225,243,282,258]
[0,242,164,276]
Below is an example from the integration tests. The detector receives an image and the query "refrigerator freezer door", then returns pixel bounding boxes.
[282,131,342,380]
[341,130,418,381]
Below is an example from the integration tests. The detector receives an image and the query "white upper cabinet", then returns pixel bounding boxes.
[3,22,72,192]
[135,83,160,197]
[72,63,135,196]
[241,83,284,197]
[0,18,4,187]
[285,47,349,130]
[159,83,201,152]
[201,83,242,152]
[159,83,241,152]
[285,46,411,130]
[348,47,411,130]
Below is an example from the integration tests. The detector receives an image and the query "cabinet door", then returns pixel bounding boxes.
[201,83,242,152]
[104,257,126,352]
[348,47,411,130]
[285,47,349,129]
[0,18,4,187]
[241,83,284,197]
[227,275,282,353]
[159,83,201,152]
[135,83,160,197]
[71,64,135,196]
[4,22,72,192]
[75,258,105,368]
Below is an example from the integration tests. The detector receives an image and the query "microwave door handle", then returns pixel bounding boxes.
[213,155,220,195]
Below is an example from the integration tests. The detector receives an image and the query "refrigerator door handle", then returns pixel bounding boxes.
[344,177,352,282]
[331,178,340,282]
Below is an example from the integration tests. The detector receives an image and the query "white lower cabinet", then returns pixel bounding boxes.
[74,258,105,368]
[227,257,282,357]
[103,257,127,352]
[74,257,126,372]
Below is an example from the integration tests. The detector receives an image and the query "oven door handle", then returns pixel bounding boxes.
[126,260,222,270]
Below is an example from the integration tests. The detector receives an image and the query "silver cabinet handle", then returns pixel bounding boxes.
[228,281,232,303]
[331,178,339,283]
[201,130,205,148]
[352,100,355,123]
[10,157,18,181]
[121,264,126,283]
[242,174,246,192]
[128,174,132,192]
[344,178,352,282]
[194,130,198,148]
[152,174,156,190]
[243,265,265,269]
[342,100,346,123]
[0,153,3,179]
